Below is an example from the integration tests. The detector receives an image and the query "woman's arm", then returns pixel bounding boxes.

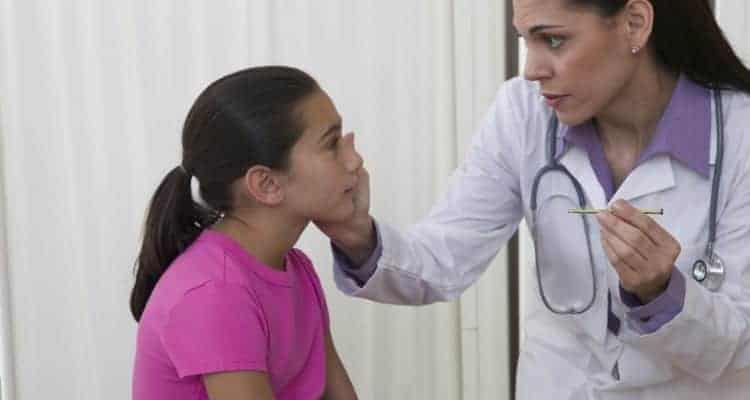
[322,331,358,400]
[327,83,526,305]
[203,371,276,400]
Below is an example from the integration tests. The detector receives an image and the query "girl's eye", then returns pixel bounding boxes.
[547,36,564,49]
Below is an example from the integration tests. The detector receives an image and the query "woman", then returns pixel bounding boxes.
[317,0,750,398]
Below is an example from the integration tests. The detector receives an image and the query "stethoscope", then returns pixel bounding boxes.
[530,90,725,315]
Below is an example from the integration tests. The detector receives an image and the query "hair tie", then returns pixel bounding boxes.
[188,174,212,210]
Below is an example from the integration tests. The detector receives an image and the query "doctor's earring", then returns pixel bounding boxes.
[631,46,640,54]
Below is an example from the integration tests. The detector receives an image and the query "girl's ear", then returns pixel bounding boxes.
[241,165,285,206]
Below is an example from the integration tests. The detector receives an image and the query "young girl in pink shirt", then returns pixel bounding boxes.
[130,66,362,400]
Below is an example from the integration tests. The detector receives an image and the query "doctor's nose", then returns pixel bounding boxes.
[523,51,553,82]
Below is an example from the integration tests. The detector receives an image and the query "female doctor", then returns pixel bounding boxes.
[316,0,750,398]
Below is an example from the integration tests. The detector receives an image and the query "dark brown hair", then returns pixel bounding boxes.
[130,66,319,321]
[569,0,750,93]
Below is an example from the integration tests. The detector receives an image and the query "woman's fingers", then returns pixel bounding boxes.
[599,225,645,271]
[610,199,674,248]
[597,199,680,302]
[597,211,656,262]
[600,233,640,289]
[609,200,681,266]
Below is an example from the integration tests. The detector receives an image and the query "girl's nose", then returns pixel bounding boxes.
[340,132,363,172]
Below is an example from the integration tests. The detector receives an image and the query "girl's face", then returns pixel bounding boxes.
[514,0,637,125]
[280,89,363,223]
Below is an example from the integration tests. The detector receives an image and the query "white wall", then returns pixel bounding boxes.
[0,1,510,399]
[453,2,512,398]
[0,95,14,400]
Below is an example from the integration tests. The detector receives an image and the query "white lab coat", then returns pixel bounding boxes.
[334,77,750,399]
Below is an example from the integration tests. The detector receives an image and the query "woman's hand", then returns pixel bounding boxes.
[314,147,375,267]
[597,199,681,303]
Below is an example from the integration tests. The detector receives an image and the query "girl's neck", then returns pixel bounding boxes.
[211,210,307,271]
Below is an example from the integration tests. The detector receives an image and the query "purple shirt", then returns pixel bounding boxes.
[337,76,711,336]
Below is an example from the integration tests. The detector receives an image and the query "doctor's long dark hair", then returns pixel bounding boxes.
[570,0,750,94]
[130,66,319,321]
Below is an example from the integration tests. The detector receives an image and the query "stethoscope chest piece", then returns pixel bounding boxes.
[692,254,725,291]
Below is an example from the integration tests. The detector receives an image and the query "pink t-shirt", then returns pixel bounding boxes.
[132,230,329,400]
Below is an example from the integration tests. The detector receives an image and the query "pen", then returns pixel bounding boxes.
[568,208,664,215]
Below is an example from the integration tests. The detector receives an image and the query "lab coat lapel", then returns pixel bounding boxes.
[558,145,608,210]
[612,155,676,203]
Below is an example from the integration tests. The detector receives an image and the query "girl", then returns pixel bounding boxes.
[130,66,360,400]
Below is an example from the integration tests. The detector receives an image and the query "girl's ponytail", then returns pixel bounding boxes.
[130,166,218,321]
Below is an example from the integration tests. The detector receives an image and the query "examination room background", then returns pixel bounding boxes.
[0,1,748,399]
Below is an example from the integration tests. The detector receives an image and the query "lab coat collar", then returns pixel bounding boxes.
[556,134,676,206]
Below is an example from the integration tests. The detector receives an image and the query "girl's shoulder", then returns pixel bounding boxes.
[140,239,262,327]
[153,230,273,307]
[165,233,239,285]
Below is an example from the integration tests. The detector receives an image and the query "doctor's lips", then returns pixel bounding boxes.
[569,208,664,215]
[542,93,569,108]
